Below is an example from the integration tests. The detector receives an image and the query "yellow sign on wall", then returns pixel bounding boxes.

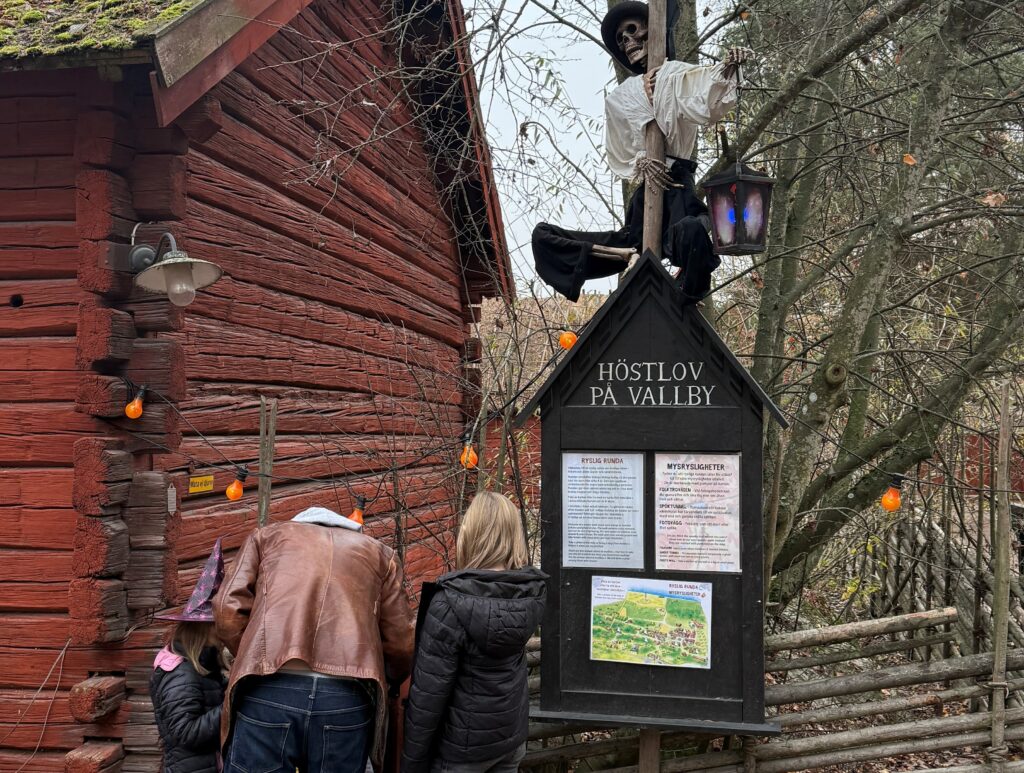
[188,475,215,495]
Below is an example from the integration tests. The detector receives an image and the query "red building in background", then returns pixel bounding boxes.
[0,0,508,769]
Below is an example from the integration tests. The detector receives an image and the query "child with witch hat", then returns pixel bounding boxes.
[151,539,229,773]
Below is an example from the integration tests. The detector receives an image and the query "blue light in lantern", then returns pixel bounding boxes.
[727,208,736,224]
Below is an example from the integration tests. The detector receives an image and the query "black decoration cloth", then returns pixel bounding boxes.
[532,158,720,303]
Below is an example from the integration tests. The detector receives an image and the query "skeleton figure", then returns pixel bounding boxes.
[531,1,755,303]
[617,16,649,69]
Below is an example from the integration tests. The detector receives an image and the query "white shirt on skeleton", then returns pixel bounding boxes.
[604,60,738,179]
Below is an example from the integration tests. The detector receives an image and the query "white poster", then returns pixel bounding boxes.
[655,453,741,572]
[590,576,712,669]
[562,453,644,569]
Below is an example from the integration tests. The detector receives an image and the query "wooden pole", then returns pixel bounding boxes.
[989,382,1013,772]
[764,606,957,652]
[638,4,666,766]
[641,0,668,257]
[257,395,277,528]
[638,728,661,773]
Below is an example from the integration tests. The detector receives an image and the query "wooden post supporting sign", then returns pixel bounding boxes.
[641,0,668,258]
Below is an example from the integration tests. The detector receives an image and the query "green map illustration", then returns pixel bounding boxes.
[591,581,711,668]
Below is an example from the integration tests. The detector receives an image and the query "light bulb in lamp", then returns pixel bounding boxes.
[164,261,197,307]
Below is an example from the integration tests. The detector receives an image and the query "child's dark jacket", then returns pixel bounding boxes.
[151,645,225,773]
[402,567,547,773]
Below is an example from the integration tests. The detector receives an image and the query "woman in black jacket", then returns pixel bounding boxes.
[402,492,547,773]
[151,540,228,773]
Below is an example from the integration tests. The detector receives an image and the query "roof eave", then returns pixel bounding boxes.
[0,48,152,74]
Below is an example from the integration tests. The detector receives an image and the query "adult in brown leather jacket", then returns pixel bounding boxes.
[213,506,415,773]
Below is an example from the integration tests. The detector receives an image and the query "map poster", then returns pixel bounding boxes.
[590,576,712,669]
[562,453,644,569]
[654,453,741,573]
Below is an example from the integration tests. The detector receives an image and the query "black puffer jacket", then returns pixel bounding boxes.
[402,567,547,773]
[151,646,225,773]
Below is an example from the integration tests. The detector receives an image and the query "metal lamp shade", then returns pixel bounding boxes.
[134,252,224,305]
[703,163,775,255]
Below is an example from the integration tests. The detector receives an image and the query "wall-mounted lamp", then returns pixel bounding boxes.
[128,226,223,307]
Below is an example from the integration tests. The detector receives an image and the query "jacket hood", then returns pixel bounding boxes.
[437,567,547,657]
[291,506,362,531]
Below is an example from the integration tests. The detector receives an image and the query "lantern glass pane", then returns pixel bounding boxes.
[710,189,736,247]
[743,186,765,242]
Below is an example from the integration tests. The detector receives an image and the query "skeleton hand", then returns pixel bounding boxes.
[644,65,661,104]
[723,47,755,78]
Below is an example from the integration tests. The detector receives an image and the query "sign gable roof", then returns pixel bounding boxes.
[515,250,788,427]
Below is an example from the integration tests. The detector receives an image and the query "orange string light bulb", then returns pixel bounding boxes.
[226,467,248,501]
[460,443,478,469]
[559,331,578,350]
[880,476,903,512]
[124,385,146,420]
[349,496,367,526]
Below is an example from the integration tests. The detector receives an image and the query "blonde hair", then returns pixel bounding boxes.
[167,621,219,676]
[457,492,529,571]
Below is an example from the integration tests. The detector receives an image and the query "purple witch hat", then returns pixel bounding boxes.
[156,539,224,622]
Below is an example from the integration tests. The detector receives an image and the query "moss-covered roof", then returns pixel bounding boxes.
[0,0,203,60]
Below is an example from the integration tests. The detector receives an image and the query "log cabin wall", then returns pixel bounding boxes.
[0,68,86,772]
[0,67,187,772]
[161,0,467,607]
[0,0,489,767]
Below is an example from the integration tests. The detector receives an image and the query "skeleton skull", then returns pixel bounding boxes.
[616,16,648,69]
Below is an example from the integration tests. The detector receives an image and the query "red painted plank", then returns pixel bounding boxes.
[0,507,75,549]
[0,279,84,336]
[215,70,439,219]
[0,69,77,98]
[0,157,75,189]
[0,469,73,507]
[0,405,99,466]
[181,196,464,346]
[204,89,454,270]
[0,582,69,612]
[177,465,453,559]
[0,640,157,690]
[177,316,462,400]
[185,148,460,308]
[0,222,78,280]
[0,750,67,771]
[0,339,76,371]
[0,121,75,157]
[0,189,74,221]
[193,278,460,373]
[0,550,72,582]
[173,383,463,436]
[0,370,80,403]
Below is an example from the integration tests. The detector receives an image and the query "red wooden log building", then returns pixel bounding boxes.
[0,0,509,769]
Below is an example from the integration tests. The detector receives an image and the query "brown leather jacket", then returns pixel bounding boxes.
[213,520,415,768]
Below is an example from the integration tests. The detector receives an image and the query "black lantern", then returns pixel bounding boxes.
[702,161,775,255]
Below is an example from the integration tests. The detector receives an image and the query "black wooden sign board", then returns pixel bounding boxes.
[517,252,786,735]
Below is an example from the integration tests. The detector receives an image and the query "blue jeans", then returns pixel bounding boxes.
[226,673,373,773]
